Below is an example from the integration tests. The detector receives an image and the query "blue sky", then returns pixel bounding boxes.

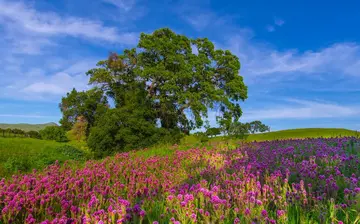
[0,0,360,131]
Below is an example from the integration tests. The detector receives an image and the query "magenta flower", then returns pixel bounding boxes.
[261,209,268,217]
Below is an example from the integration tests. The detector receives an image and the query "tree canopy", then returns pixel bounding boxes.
[60,28,248,155]
[87,28,247,133]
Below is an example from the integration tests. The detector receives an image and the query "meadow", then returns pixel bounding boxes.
[0,138,88,178]
[245,128,360,141]
[0,128,358,177]
[0,135,359,223]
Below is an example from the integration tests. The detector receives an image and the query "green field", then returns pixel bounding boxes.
[0,138,87,178]
[1,128,358,177]
[0,122,58,132]
[135,128,360,158]
[245,128,360,141]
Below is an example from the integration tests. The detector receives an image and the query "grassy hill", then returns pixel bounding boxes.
[137,128,360,158]
[245,128,359,141]
[0,122,58,132]
[0,138,88,178]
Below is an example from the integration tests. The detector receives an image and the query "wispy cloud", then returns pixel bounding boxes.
[242,99,360,120]
[0,59,97,101]
[266,17,285,32]
[102,0,136,11]
[224,34,360,78]
[0,0,138,44]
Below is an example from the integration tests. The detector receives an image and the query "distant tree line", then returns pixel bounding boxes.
[0,126,68,142]
[0,128,41,139]
[195,120,270,141]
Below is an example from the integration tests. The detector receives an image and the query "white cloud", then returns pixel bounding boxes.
[10,37,56,55]
[184,13,214,31]
[0,0,138,44]
[102,0,136,11]
[0,60,95,101]
[242,99,360,120]
[225,34,360,78]
[23,82,66,95]
[345,60,360,75]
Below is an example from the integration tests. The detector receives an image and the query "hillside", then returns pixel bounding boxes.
[245,128,359,141]
[0,122,58,132]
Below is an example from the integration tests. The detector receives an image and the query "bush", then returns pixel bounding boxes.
[27,130,41,139]
[194,132,209,143]
[88,108,182,158]
[56,145,86,161]
[40,126,68,142]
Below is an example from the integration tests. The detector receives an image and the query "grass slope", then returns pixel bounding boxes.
[0,138,86,178]
[246,128,359,141]
[0,122,58,132]
[1,127,358,177]
[137,128,360,158]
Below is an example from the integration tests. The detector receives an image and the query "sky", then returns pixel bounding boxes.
[0,0,360,131]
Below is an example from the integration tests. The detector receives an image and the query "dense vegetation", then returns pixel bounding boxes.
[1,137,359,223]
[0,138,87,178]
[1,27,359,223]
[1,127,357,178]
[59,28,249,157]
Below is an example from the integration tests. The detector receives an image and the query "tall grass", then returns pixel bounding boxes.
[0,138,87,178]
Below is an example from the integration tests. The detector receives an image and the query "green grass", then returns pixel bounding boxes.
[1,127,358,177]
[136,128,360,158]
[0,138,87,178]
[245,128,360,141]
[0,122,58,132]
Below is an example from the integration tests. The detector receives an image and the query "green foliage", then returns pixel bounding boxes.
[194,132,209,142]
[218,120,270,138]
[27,130,41,139]
[87,107,170,158]
[86,28,247,133]
[3,156,31,173]
[55,28,246,157]
[248,120,270,133]
[205,127,221,137]
[59,88,108,133]
[39,126,68,142]
[56,145,87,161]
[222,121,249,139]
[0,138,86,177]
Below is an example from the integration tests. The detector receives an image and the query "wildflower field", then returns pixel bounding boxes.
[1,137,359,223]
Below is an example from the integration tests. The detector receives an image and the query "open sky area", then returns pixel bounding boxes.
[0,0,360,131]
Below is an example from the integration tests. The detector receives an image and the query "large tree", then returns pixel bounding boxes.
[86,28,247,133]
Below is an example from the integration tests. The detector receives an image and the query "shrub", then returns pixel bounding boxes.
[27,130,41,139]
[56,145,86,161]
[39,126,68,142]
[87,108,179,158]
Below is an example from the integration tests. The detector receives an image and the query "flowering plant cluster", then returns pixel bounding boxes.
[1,137,359,223]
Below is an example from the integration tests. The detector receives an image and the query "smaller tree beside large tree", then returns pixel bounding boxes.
[59,88,109,135]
